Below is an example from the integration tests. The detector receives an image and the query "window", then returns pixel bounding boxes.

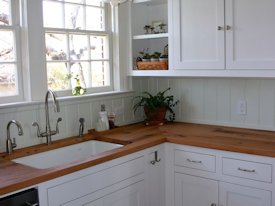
[43,0,112,95]
[0,0,22,102]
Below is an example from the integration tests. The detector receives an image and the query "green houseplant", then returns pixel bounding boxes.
[133,88,179,125]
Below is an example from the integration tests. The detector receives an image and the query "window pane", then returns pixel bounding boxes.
[90,36,108,59]
[0,0,10,25]
[69,34,88,60]
[91,61,109,87]
[47,62,70,90]
[0,30,15,62]
[65,3,84,29]
[86,7,105,31]
[46,33,68,61]
[43,1,64,28]
[0,64,17,96]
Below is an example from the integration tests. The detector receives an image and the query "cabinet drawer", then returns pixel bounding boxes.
[174,149,216,172]
[222,158,272,183]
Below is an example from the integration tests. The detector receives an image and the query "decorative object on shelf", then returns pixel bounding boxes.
[159,23,166,33]
[144,25,152,34]
[133,88,179,125]
[152,20,164,34]
[150,52,161,62]
[137,61,168,70]
[159,44,168,62]
[139,48,151,61]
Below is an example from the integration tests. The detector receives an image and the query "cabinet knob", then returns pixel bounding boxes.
[226,25,231,30]
[217,26,223,30]
[210,204,216,206]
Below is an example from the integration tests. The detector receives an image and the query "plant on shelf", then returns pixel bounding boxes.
[150,52,162,62]
[139,48,151,62]
[143,25,151,34]
[133,88,179,125]
[158,23,167,33]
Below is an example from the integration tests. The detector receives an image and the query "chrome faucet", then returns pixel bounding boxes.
[6,120,23,154]
[32,90,62,144]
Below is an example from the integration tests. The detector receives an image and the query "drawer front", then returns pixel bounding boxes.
[222,158,272,183]
[174,149,216,172]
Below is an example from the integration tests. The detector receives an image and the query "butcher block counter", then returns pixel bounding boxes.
[1,122,275,195]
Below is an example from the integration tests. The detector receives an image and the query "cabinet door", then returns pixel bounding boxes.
[175,173,218,206]
[63,180,146,206]
[171,0,225,70]
[102,181,146,206]
[226,0,275,69]
[220,182,271,206]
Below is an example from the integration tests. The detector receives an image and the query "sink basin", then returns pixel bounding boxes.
[12,140,123,169]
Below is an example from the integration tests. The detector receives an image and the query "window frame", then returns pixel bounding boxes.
[0,0,24,103]
[43,0,114,97]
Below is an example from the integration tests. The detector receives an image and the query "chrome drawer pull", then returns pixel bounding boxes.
[187,158,202,164]
[238,167,256,173]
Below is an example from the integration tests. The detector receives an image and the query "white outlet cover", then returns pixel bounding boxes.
[238,100,247,115]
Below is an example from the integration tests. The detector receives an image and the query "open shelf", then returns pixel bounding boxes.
[133,0,166,5]
[133,33,169,40]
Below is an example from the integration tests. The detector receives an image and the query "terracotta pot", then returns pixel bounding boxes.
[144,106,167,125]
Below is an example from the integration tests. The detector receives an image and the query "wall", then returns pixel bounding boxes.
[0,92,142,152]
[133,77,275,131]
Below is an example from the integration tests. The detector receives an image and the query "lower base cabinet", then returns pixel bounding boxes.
[175,173,218,206]
[220,182,271,206]
[175,173,271,206]
[63,179,145,206]
[35,143,273,206]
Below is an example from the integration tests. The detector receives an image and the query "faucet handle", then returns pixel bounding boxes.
[12,138,17,148]
[55,117,62,133]
[32,122,42,137]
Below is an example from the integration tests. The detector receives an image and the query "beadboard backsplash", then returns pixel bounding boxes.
[133,77,275,131]
[0,92,141,152]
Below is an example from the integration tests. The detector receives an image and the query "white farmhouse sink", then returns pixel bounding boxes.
[12,140,123,169]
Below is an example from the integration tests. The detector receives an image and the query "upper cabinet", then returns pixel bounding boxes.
[171,0,225,70]
[171,0,275,71]
[127,0,275,77]
[225,0,275,70]
[129,0,170,76]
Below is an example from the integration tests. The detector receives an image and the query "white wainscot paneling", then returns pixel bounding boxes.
[0,92,139,152]
[134,77,275,131]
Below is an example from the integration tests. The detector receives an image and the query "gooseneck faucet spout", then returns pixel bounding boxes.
[6,120,24,154]
[32,89,62,145]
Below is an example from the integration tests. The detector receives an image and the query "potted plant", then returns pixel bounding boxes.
[133,88,179,125]
[150,52,161,62]
[139,48,151,62]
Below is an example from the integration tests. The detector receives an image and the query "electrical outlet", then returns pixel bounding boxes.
[237,100,247,115]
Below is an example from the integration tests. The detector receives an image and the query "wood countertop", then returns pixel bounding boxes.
[1,122,275,196]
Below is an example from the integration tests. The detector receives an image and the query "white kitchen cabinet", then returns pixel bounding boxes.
[171,0,275,71]
[170,0,225,70]
[63,178,146,206]
[226,0,275,70]
[175,173,218,206]
[220,182,271,206]
[38,150,147,206]
[169,144,274,206]
[129,0,169,74]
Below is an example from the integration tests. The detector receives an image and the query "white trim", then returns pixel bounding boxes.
[0,90,135,113]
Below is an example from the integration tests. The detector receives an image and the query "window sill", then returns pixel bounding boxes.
[0,90,135,112]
